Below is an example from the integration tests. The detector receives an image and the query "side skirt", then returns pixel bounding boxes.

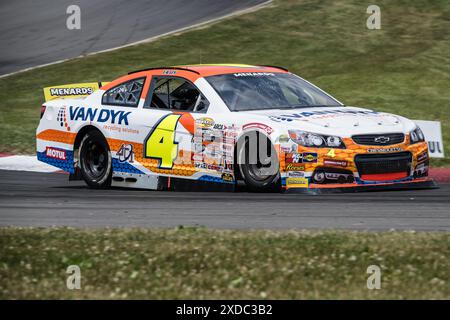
[158,176,235,192]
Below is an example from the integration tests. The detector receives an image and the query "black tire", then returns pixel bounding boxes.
[79,130,112,189]
[237,132,280,192]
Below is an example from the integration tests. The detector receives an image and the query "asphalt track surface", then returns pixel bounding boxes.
[0,170,449,231]
[0,0,266,75]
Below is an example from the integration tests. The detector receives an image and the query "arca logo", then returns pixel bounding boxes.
[69,106,131,125]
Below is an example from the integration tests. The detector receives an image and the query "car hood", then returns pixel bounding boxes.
[242,106,416,137]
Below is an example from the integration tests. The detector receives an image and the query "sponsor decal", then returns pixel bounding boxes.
[285,163,305,171]
[192,154,204,161]
[285,153,302,164]
[286,177,309,188]
[277,134,290,143]
[287,171,305,178]
[51,87,93,97]
[222,137,235,144]
[242,122,274,135]
[162,70,177,75]
[285,152,318,164]
[195,162,223,171]
[417,151,428,163]
[196,117,215,128]
[280,145,295,153]
[414,163,429,177]
[43,82,109,102]
[57,107,70,131]
[221,173,234,182]
[302,152,318,163]
[224,163,234,171]
[205,145,221,158]
[269,109,379,122]
[45,147,67,160]
[68,106,131,125]
[224,124,238,138]
[199,129,216,142]
[117,144,134,163]
[233,72,275,77]
[103,125,139,135]
[325,172,353,181]
[221,143,234,154]
[213,123,227,130]
[368,147,402,153]
[324,159,347,167]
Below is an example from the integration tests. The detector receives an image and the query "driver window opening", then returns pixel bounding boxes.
[147,77,209,112]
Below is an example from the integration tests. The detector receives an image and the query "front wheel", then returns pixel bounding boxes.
[79,131,112,188]
[237,132,280,192]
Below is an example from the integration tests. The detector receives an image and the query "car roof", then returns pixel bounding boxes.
[102,64,289,93]
[174,64,288,76]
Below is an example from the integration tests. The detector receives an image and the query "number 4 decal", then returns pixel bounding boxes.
[144,114,182,169]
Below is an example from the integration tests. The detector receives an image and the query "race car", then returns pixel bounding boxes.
[36,64,437,193]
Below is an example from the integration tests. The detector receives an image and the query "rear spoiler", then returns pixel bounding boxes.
[43,82,109,102]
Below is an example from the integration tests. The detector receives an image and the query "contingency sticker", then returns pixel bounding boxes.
[286,177,309,188]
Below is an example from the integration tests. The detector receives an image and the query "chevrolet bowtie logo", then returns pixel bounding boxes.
[374,136,390,144]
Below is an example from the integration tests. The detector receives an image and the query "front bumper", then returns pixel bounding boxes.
[279,137,434,193]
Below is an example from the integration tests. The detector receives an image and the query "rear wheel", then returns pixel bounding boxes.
[79,131,112,188]
[237,132,280,192]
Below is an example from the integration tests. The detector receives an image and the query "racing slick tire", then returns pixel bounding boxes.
[237,132,280,192]
[79,130,112,189]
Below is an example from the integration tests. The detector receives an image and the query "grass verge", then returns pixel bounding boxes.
[0,227,448,299]
[0,0,449,166]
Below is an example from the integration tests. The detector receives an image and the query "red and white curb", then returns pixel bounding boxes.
[1,154,450,182]
[429,168,450,183]
[0,154,60,173]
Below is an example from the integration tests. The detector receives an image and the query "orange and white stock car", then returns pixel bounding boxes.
[36,64,436,193]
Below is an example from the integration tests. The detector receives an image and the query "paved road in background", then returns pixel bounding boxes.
[0,0,267,75]
[0,170,449,231]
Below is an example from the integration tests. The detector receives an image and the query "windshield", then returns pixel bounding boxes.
[206,72,342,111]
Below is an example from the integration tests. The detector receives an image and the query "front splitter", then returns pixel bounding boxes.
[284,178,438,194]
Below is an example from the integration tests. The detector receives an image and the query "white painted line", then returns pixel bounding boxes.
[0,0,273,79]
[0,155,59,172]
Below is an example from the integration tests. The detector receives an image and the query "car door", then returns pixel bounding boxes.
[141,74,210,177]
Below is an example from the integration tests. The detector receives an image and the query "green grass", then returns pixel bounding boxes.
[0,227,448,299]
[0,0,449,166]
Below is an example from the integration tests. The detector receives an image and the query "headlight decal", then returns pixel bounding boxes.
[410,127,425,144]
[288,130,345,149]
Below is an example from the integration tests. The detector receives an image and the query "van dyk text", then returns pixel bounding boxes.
[69,106,131,125]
